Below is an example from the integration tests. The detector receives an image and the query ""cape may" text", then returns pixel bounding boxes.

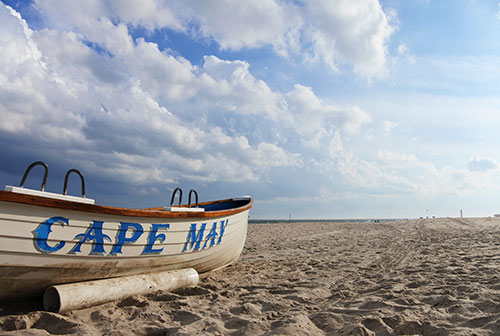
[32,216,229,256]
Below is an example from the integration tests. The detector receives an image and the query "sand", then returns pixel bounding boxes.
[2,217,500,335]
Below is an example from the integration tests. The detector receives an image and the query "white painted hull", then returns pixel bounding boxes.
[0,194,252,299]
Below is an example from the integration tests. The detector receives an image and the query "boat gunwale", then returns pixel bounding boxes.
[0,190,253,218]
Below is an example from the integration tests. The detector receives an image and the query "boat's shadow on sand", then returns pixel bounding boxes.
[0,296,44,316]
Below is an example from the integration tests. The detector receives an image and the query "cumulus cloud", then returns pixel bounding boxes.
[198,56,288,122]
[0,4,304,188]
[5,0,500,220]
[33,0,184,33]
[185,0,298,54]
[302,0,395,76]
[0,0,398,211]
[286,84,372,138]
[33,0,396,77]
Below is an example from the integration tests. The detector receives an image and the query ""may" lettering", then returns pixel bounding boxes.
[182,219,229,252]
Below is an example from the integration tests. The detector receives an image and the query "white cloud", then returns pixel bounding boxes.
[33,0,184,33]
[0,5,41,64]
[380,120,398,136]
[286,84,372,139]
[397,43,409,55]
[468,157,499,172]
[33,0,396,78]
[199,56,288,122]
[0,4,303,187]
[396,43,415,64]
[322,144,500,200]
[181,0,396,76]
[0,0,390,213]
[108,0,184,31]
[333,149,418,192]
[4,0,500,219]
[376,150,419,168]
[302,0,395,77]
[185,0,298,55]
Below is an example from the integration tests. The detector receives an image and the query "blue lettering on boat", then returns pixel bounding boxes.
[69,220,111,255]
[217,219,229,244]
[202,222,218,249]
[182,223,207,252]
[32,216,228,255]
[110,222,144,255]
[182,219,229,252]
[32,216,69,253]
[142,224,170,255]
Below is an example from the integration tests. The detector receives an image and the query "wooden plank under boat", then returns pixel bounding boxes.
[0,162,253,299]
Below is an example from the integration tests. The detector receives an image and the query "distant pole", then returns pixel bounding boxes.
[460,209,463,218]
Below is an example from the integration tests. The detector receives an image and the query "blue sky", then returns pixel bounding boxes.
[1,0,500,219]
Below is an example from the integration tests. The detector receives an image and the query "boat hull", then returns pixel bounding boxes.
[0,194,251,299]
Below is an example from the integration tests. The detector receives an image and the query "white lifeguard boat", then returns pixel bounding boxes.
[0,161,253,299]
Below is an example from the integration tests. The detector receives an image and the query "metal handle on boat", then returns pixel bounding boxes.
[63,169,86,198]
[19,161,49,191]
[170,187,182,206]
[188,189,198,208]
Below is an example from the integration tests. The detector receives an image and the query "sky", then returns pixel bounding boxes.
[1,0,500,219]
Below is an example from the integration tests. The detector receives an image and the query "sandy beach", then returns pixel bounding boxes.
[2,217,500,335]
